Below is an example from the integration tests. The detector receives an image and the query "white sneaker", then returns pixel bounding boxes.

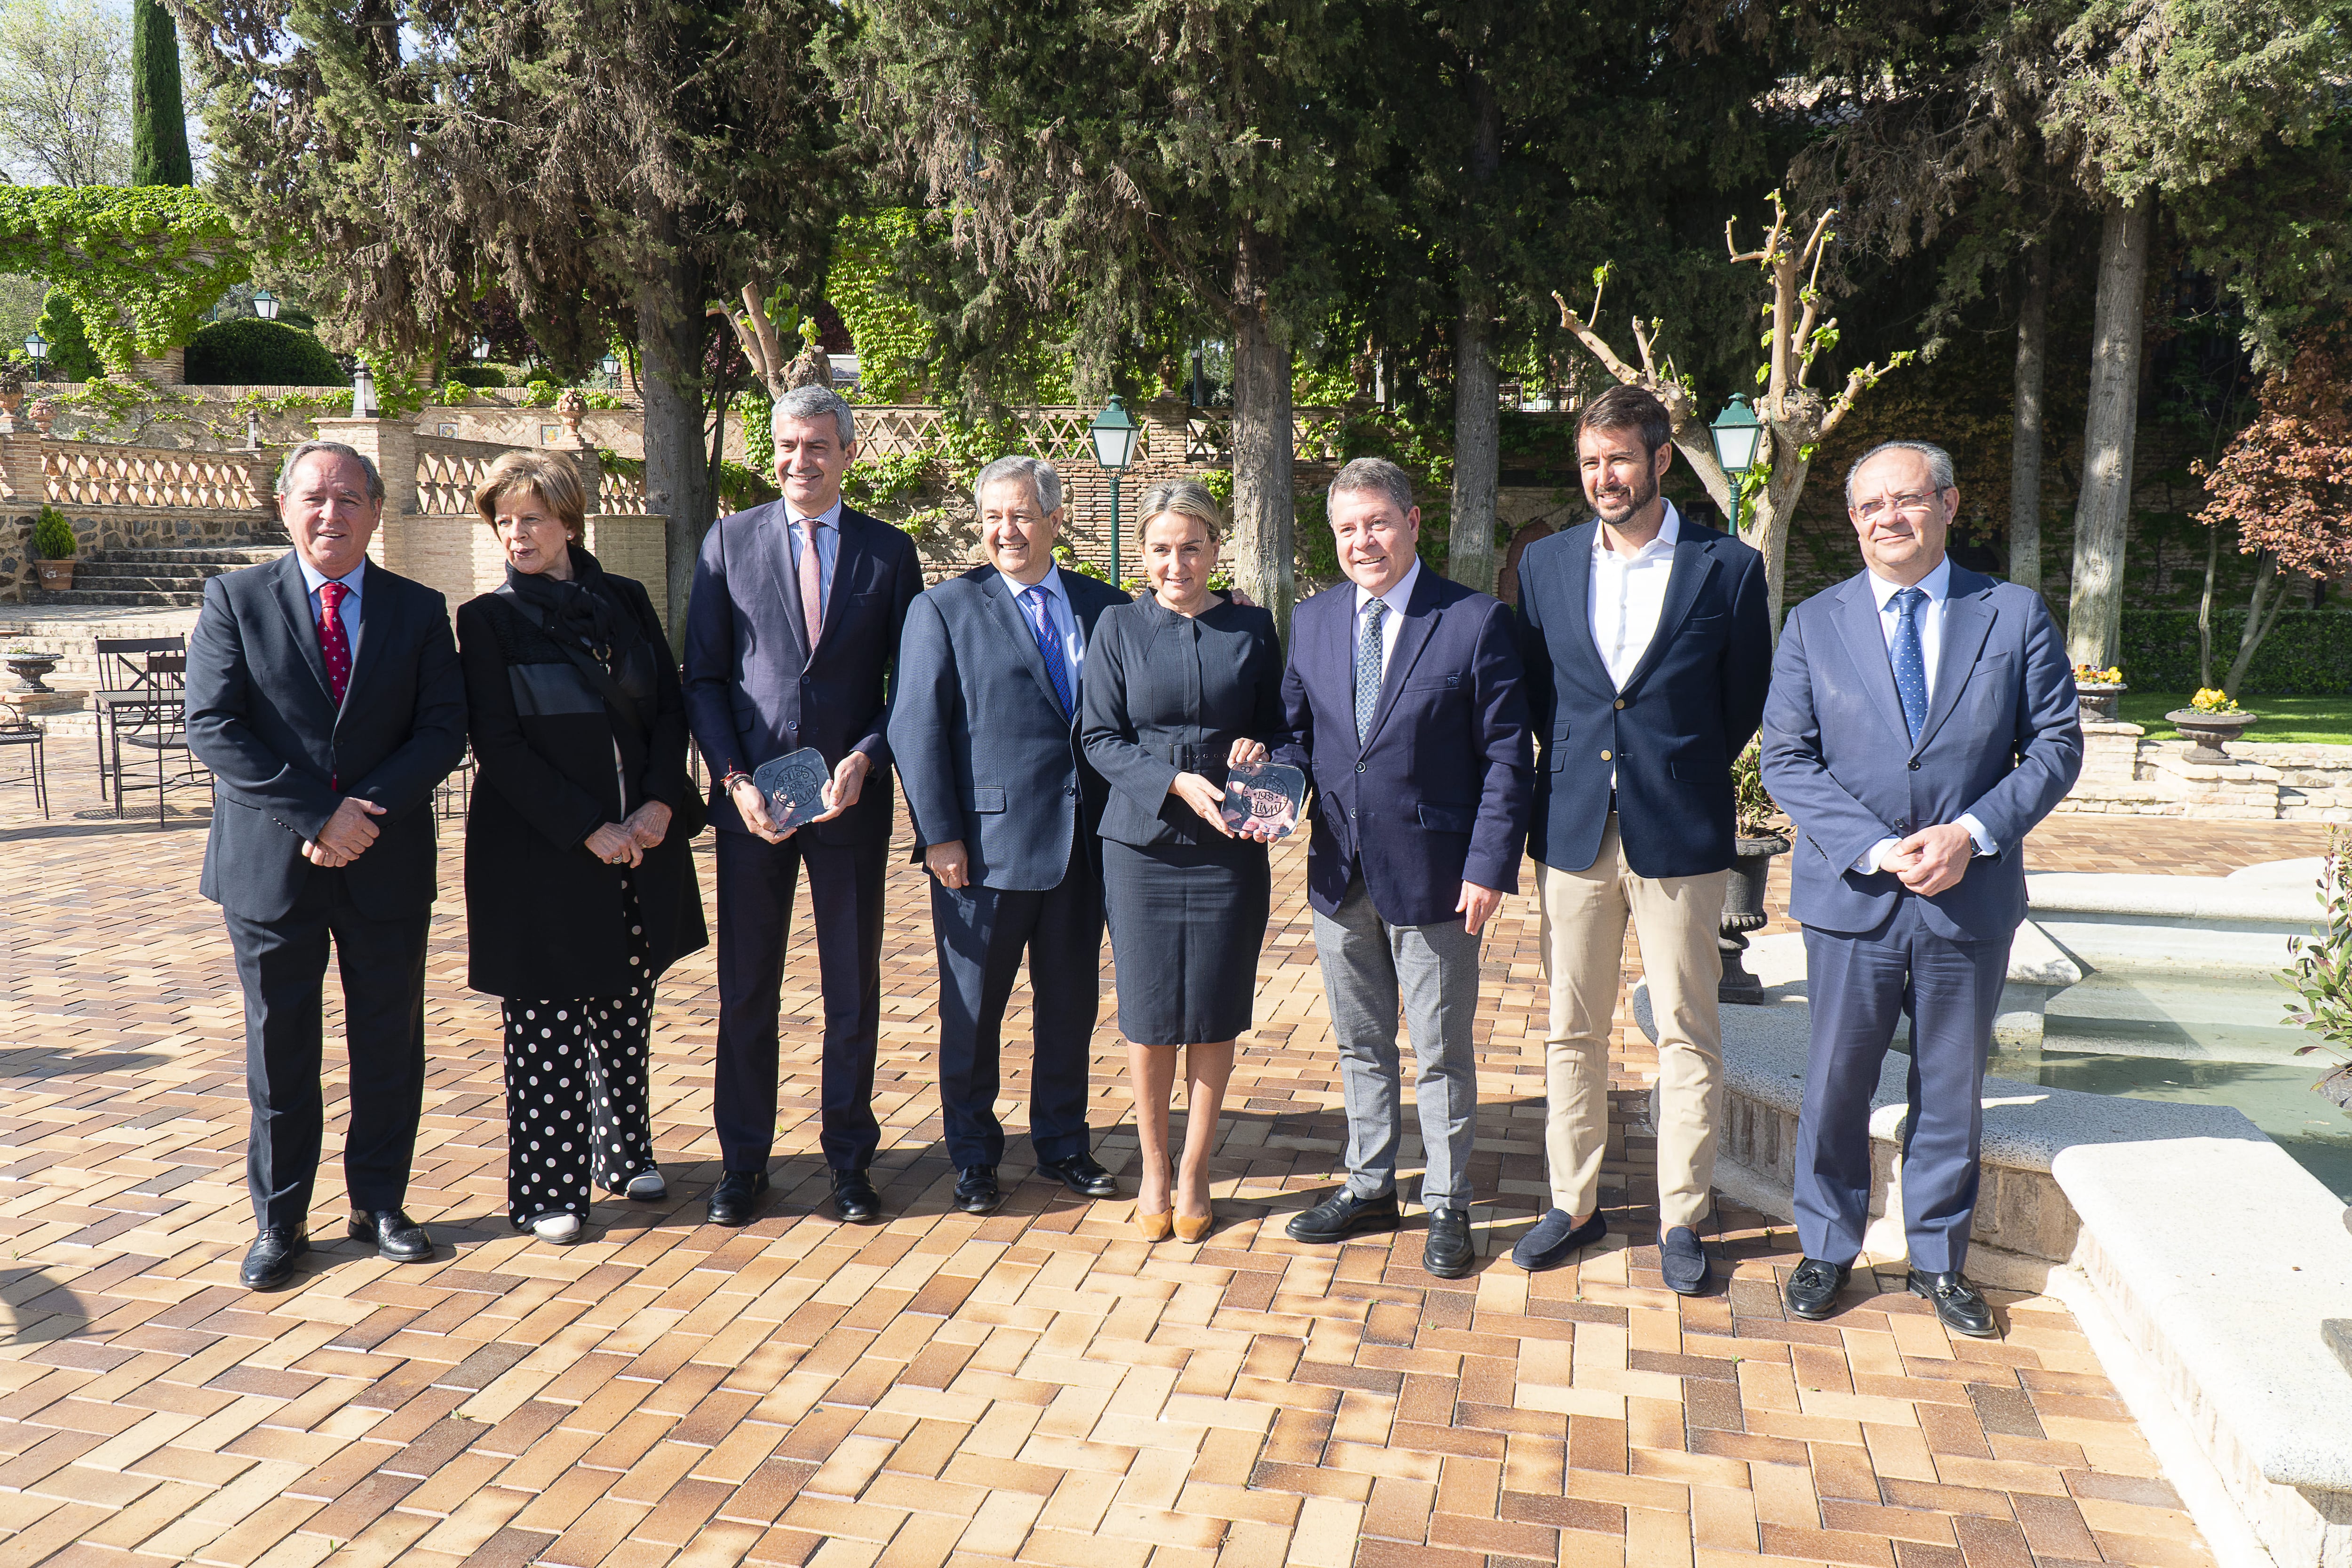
[531,1213,582,1244]
[625,1171,666,1201]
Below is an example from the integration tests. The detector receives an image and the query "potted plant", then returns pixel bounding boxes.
[4,644,60,693]
[2167,687,2258,764]
[1720,739,1789,1004]
[30,506,74,592]
[2073,661,2127,723]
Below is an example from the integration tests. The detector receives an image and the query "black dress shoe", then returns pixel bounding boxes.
[1909,1269,1998,1338]
[1036,1152,1117,1198]
[707,1170,771,1227]
[1285,1188,1401,1243]
[1511,1208,1606,1273]
[1422,1207,1475,1279]
[348,1209,433,1264]
[1784,1257,1853,1320]
[1660,1226,1711,1296]
[830,1168,883,1224]
[240,1227,309,1291]
[954,1165,1002,1216]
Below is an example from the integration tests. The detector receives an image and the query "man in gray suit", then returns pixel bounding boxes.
[1760,441,2081,1337]
[890,455,1129,1215]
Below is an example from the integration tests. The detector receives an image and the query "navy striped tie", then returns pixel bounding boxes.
[1024,586,1074,716]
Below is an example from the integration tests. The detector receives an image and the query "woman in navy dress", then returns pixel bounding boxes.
[1080,478,1283,1243]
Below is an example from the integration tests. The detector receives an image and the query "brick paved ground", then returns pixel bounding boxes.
[0,754,2328,1568]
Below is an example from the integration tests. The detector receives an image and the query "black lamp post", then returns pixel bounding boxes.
[1709,394,1764,533]
[600,351,620,387]
[1089,395,1142,585]
[22,330,45,380]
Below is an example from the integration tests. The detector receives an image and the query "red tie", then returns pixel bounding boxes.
[318,579,352,707]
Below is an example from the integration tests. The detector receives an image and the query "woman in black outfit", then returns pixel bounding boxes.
[457,452,706,1245]
[1080,478,1284,1244]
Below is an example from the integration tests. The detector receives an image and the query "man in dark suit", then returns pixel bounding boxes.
[185,440,468,1291]
[1511,384,1773,1294]
[684,385,923,1226]
[888,455,1128,1215]
[1274,457,1531,1278]
[1762,440,2080,1336]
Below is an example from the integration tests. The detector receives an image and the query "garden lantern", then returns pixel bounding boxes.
[470,336,490,363]
[1709,394,1764,532]
[600,351,620,384]
[1089,395,1142,585]
[350,361,377,420]
[22,330,45,375]
[253,289,279,321]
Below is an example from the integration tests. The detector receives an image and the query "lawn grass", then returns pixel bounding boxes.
[2117,692,2352,745]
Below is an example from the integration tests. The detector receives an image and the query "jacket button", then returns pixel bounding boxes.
[1355,762,1366,773]
[1613,698,1625,710]
[1064,786,1077,797]
[1599,748,1612,762]
[1908,759,1921,770]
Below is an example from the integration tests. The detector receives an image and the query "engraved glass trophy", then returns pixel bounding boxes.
[1220,761,1306,841]
[751,748,833,832]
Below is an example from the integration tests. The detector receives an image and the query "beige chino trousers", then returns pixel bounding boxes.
[1535,815,1726,1230]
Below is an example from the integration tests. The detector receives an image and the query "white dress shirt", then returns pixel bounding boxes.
[1857,555,1994,872]
[295,552,365,658]
[1589,501,1681,691]
[1001,564,1085,677]
[1351,556,1422,683]
[786,495,844,605]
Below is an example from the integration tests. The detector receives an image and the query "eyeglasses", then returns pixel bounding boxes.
[1854,488,1952,523]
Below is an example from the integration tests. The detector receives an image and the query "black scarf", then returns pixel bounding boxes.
[505,543,628,666]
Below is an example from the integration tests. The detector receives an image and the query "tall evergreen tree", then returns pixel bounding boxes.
[175,0,842,637]
[129,0,191,186]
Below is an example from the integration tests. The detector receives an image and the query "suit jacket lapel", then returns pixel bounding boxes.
[814,511,870,652]
[1617,536,1716,695]
[1364,566,1439,749]
[1913,571,1996,754]
[1832,573,1915,748]
[272,552,336,705]
[336,570,387,718]
[1552,522,1614,692]
[760,506,810,661]
[985,570,1069,718]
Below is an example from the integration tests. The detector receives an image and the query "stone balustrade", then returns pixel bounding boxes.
[41,442,276,512]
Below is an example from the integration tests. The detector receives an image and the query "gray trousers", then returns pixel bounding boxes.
[1311,876,1484,1208]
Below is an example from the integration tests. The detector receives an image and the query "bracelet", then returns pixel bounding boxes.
[719,771,753,793]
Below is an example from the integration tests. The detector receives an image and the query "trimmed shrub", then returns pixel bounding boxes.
[32,507,75,559]
[448,365,507,388]
[183,318,342,385]
[2118,608,2352,696]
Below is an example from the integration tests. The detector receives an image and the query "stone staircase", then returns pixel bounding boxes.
[32,536,290,607]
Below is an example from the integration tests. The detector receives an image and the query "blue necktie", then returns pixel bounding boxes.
[1891,587,1929,743]
[1023,586,1075,716]
[1355,598,1387,744]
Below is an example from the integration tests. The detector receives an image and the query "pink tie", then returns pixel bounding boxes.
[317,580,352,706]
[798,518,826,651]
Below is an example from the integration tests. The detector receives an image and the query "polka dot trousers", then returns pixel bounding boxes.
[500,876,656,1228]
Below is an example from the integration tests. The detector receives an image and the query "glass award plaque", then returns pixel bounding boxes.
[1221,761,1306,841]
[752,748,832,831]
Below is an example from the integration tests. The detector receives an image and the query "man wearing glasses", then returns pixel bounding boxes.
[1760,441,2080,1337]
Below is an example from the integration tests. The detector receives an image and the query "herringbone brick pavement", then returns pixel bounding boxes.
[1,759,2324,1568]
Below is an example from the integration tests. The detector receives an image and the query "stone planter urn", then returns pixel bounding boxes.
[5,651,59,693]
[27,398,56,435]
[32,559,73,592]
[2075,681,2128,723]
[2167,707,2259,764]
[1720,832,1790,1004]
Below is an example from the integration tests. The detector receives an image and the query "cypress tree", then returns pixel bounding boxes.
[130,0,194,187]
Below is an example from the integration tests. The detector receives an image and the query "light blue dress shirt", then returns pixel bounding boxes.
[295,552,365,657]
[786,496,843,615]
[1000,564,1085,677]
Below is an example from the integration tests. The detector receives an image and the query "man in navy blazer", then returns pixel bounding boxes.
[889,455,1129,1216]
[1274,457,1531,1279]
[683,385,923,1227]
[1762,440,2079,1336]
[185,440,468,1291]
[1511,384,1773,1294]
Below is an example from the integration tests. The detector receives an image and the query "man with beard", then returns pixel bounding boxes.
[1510,385,1773,1293]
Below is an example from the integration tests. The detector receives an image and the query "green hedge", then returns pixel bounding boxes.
[2119,609,2352,695]
[448,365,507,388]
[183,318,342,385]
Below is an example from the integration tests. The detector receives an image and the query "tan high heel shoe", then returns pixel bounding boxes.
[1172,1165,1213,1242]
[1135,1157,1176,1242]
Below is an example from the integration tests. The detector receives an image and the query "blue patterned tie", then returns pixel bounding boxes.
[1023,586,1075,716]
[1355,598,1387,744]
[1891,587,1929,743]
